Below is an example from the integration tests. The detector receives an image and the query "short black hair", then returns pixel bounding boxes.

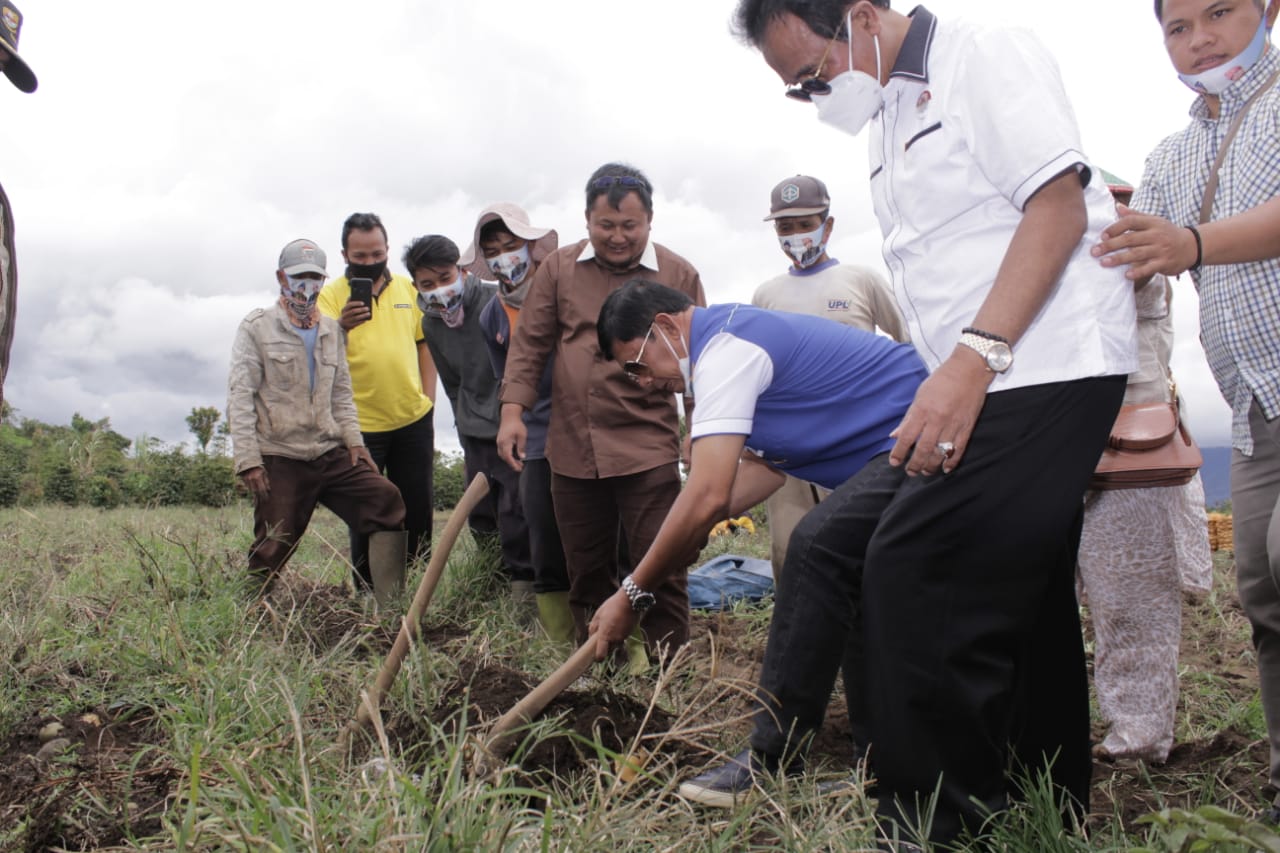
[733,0,888,47]
[1156,0,1262,19]
[597,280,694,360]
[341,212,388,251]
[585,162,654,217]
[402,235,460,276]
[478,219,516,244]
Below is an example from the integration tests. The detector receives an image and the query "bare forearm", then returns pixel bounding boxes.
[418,343,437,404]
[727,457,785,516]
[629,484,726,591]
[1199,197,1280,266]
[970,171,1087,343]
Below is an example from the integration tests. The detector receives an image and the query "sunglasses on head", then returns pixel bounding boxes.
[592,176,647,190]
[622,325,656,382]
[784,20,845,102]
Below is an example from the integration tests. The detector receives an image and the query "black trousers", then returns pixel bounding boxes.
[751,452,903,764]
[460,434,533,583]
[349,411,434,587]
[521,457,570,594]
[752,376,1124,845]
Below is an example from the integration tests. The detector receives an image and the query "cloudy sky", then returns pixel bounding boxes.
[1,0,1232,453]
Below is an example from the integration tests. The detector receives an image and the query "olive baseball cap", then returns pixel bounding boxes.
[764,175,830,221]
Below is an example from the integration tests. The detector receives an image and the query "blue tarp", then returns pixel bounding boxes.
[687,554,775,611]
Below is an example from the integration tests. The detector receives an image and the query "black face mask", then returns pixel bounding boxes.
[346,259,387,282]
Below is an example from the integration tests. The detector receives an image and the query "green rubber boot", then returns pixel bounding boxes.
[536,591,576,647]
[625,626,650,676]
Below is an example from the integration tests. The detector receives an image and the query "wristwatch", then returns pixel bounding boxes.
[958,332,1014,374]
[621,575,656,614]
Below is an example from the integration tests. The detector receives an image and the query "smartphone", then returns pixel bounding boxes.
[348,277,373,311]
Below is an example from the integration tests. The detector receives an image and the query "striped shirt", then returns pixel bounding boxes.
[1132,46,1280,455]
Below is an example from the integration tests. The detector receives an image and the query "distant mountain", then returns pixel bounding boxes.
[1199,446,1231,509]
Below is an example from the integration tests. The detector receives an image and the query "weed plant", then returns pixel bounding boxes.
[0,504,1272,851]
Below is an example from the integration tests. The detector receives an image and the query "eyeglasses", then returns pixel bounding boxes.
[785,23,843,102]
[622,325,655,382]
[592,176,648,191]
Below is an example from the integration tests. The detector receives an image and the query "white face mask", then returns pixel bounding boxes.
[486,244,532,287]
[1177,18,1269,95]
[778,220,829,268]
[656,325,692,397]
[813,13,883,137]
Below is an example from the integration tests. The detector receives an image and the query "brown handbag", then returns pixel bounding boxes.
[1091,400,1203,490]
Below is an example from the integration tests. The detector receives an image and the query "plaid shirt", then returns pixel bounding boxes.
[1132,47,1280,455]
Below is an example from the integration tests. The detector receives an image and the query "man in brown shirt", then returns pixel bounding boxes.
[497,163,706,656]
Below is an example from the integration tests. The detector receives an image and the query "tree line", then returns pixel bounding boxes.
[0,403,468,510]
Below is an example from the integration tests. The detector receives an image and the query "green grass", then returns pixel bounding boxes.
[0,503,1270,851]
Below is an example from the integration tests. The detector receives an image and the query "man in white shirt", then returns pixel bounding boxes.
[729,1,1137,845]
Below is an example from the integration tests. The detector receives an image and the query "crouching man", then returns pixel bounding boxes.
[591,280,926,793]
[228,238,407,601]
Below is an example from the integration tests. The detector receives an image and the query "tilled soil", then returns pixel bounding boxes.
[0,573,1268,850]
[0,705,177,852]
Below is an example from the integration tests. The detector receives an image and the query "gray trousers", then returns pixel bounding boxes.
[1233,399,1280,800]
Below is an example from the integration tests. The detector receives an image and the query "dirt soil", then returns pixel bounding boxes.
[0,572,1267,850]
[0,704,176,852]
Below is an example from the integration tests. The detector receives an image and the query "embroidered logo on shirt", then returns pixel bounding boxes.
[916,91,932,111]
[828,299,851,310]
[394,303,413,309]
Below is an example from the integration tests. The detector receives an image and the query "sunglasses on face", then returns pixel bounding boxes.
[785,22,844,102]
[622,325,656,382]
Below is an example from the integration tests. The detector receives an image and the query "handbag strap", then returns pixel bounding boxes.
[1200,66,1280,224]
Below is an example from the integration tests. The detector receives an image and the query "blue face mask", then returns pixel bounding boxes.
[1178,18,1269,95]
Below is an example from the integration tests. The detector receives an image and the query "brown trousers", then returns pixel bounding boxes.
[250,447,405,578]
[551,464,690,654]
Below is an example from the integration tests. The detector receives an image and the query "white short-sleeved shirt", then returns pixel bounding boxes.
[867,7,1136,389]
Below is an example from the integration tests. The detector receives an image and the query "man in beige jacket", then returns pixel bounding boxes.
[228,239,406,600]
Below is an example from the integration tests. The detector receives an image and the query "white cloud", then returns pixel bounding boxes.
[0,0,1235,449]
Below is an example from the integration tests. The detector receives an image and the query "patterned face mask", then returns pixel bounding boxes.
[280,275,323,327]
[486,244,532,287]
[778,219,830,269]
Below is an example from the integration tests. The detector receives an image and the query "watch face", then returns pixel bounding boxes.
[987,342,1014,373]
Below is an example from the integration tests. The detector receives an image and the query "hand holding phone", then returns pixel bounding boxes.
[339,278,374,331]
[348,277,373,310]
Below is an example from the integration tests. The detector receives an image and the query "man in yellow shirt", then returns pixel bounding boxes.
[318,213,436,593]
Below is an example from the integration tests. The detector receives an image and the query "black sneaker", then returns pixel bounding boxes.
[678,749,767,808]
[1265,804,1280,826]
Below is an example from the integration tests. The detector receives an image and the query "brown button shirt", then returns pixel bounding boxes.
[500,239,706,479]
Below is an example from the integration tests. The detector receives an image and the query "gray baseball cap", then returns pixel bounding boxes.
[764,175,831,221]
[278,239,327,276]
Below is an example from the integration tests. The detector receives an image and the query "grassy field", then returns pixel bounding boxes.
[0,503,1274,851]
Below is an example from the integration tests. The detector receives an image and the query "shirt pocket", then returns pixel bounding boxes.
[903,121,943,153]
[263,347,300,390]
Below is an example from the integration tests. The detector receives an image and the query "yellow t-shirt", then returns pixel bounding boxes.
[318,274,433,433]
